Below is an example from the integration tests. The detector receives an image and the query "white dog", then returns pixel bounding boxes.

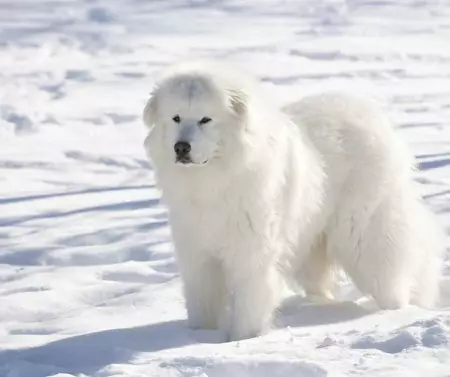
[142,61,443,341]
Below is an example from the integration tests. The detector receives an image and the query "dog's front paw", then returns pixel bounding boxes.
[187,313,219,330]
[225,319,267,342]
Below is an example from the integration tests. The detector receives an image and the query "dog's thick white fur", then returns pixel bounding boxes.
[143,61,443,341]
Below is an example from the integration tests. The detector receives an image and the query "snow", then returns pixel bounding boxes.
[1,0,450,376]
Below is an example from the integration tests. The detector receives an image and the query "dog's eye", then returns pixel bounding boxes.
[199,117,212,125]
[172,115,181,123]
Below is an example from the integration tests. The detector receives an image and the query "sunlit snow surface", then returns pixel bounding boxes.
[1,1,450,376]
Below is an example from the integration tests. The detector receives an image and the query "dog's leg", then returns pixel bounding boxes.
[178,255,226,330]
[410,253,441,308]
[224,257,280,341]
[294,234,335,302]
[409,205,443,309]
[327,196,415,310]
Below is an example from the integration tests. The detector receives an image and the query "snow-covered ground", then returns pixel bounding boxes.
[1,0,450,376]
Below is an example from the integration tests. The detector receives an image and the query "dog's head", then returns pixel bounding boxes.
[143,63,249,169]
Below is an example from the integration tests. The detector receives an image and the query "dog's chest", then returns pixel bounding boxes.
[170,191,269,257]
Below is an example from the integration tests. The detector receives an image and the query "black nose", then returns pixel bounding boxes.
[174,141,191,157]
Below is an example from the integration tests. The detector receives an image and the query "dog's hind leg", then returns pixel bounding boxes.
[410,251,441,308]
[409,204,443,309]
[327,195,415,310]
[294,234,335,301]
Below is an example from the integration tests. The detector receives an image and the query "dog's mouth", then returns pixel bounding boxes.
[176,156,192,164]
[175,157,208,166]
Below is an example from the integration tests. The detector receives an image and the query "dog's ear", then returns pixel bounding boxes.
[142,88,158,129]
[227,88,248,116]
